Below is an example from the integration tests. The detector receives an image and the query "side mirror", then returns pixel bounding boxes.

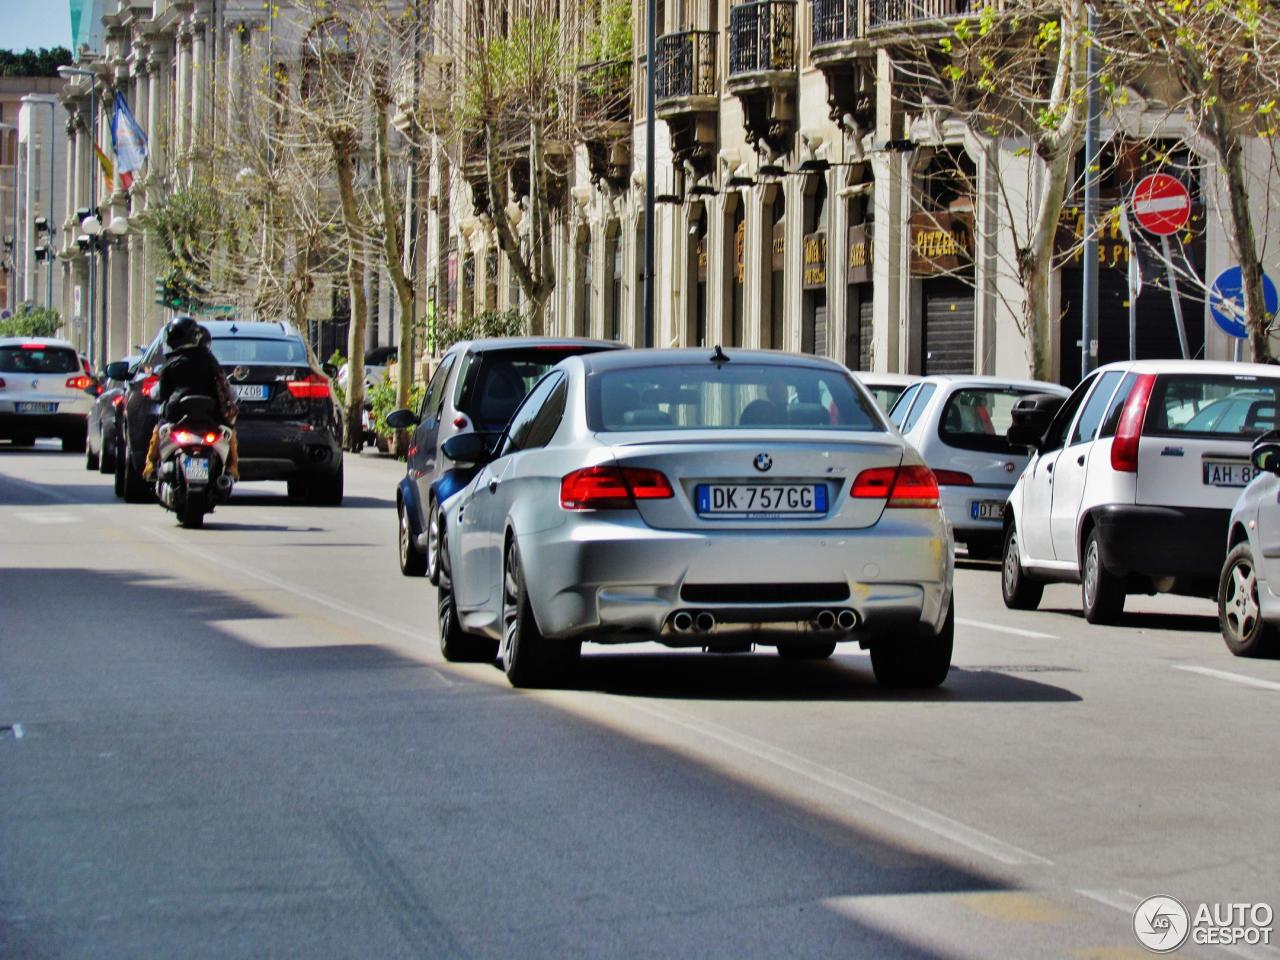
[104,360,132,381]
[1252,441,1280,476]
[384,408,420,430]
[1006,394,1065,452]
[442,432,494,467]
[1006,421,1047,451]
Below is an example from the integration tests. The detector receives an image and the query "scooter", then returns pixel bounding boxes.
[154,395,234,529]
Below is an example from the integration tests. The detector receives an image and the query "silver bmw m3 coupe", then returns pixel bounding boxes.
[437,348,955,689]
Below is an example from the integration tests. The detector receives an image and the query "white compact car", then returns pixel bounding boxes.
[854,372,920,414]
[889,375,1069,559]
[0,337,95,451]
[1219,434,1280,658]
[1002,360,1280,623]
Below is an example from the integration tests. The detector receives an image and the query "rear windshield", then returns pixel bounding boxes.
[0,345,80,374]
[864,383,908,414]
[461,346,612,431]
[939,387,1044,453]
[588,363,883,432]
[1146,374,1280,438]
[208,337,309,365]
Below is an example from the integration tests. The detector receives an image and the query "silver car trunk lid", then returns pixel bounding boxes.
[604,431,904,530]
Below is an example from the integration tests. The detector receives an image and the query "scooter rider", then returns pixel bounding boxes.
[144,316,240,480]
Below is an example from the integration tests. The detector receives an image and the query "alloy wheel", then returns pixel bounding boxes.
[1083,540,1100,608]
[1225,558,1260,642]
[1003,531,1020,595]
[502,545,520,668]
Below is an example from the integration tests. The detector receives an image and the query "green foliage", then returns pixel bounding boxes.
[137,185,229,295]
[583,0,633,64]
[436,308,526,351]
[0,304,61,338]
[456,15,566,129]
[368,374,425,441]
[0,48,73,78]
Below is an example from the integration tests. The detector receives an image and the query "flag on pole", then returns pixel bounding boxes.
[110,91,148,190]
[93,141,114,193]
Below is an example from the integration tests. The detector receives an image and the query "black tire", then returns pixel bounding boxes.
[307,463,344,506]
[777,639,838,660]
[99,435,115,474]
[398,500,427,576]
[85,444,99,470]
[113,438,126,498]
[10,435,34,447]
[62,431,87,454]
[287,478,308,500]
[502,539,578,687]
[965,539,1001,562]
[1219,541,1279,658]
[425,499,442,586]
[179,489,207,529]
[870,599,954,689]
[1081,528,1124,624]
[437,531,498,663]
[1001,523,1044,611]
[121,441,152,503]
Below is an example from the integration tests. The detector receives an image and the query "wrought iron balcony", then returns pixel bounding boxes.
[655,30,718,110]
[577,58,632,127]
[728,1,797,77]
[868,0,977,28]
[811,0,857,48]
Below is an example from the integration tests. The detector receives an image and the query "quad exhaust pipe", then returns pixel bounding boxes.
[670,610,718,634]
[670,608,856,635]
[694,611,716,633]
[672,611,694,633]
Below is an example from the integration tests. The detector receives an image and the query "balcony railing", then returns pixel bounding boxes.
[655,30,718,103]
[811,0,857,46]
[577,58,632,126]
[868,0,974,27]
[728,1,797,76]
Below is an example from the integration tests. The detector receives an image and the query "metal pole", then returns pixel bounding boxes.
[1080,3,1100,379]
[89,84,98,368]
[1161,234,1190,359]
[642,0,656,349]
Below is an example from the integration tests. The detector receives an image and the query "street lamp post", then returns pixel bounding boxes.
[58,66,100,367]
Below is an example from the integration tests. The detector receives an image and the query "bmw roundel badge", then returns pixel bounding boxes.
[754,453,772,472]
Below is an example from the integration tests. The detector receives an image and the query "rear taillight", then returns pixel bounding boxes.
[65,375,94,390]
[286,372,331,400]
[560,466,674,510]
[1110,373,1156,473]
[171,429,200,445]
[933,469,974,486]
[141,374,160,399]
[852,465,940,508]
[111,394,124,408]
[0,377,5,389]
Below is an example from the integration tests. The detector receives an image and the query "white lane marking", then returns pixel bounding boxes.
[12,724,23,739]
[957,617,1057,640]
[16,511,76,524]
[144,527,454,687]
[1174,665,1280,693]
[617,698,1053,867]
[1079,888,1280,960]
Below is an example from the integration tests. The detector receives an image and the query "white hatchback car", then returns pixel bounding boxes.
[889,375,1069,559]
[1002,360,1280,623]
[854,372,919,415]
[0,337,95,451]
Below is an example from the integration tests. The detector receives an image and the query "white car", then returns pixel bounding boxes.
[889,375,1069,558]
[854,371,919,414]
[0,336,95,451]
[1002,359,1280,623]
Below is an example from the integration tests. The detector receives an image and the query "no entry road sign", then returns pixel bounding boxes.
[1132,174,1191,236]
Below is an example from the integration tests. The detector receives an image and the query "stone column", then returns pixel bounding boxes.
[190,16,207,158]
[147,49,166,174]
[870,149,905,373]
[175,25,192,159]
[63,113,78,239]
[226,23,243,137]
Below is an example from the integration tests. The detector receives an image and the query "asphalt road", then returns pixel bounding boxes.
[3,443,1278,959]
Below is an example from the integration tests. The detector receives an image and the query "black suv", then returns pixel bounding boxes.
[111,320,344,504]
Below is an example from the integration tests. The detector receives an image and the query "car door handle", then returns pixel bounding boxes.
[1046,462,1053,473]
[488,479,499,493]
[1077,455,1085,466]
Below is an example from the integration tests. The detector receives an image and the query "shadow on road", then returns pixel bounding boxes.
[227,492,393,510]
[563,651,1082,703]
[3,563,1023,959]
[1040,606,1219,634]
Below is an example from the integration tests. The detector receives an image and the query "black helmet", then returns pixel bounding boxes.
[165,316,202,350]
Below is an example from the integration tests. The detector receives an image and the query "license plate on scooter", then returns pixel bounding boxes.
[181,455,209,482]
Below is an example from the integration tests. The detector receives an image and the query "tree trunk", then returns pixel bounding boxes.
[333,132,369,453]
[374,96,418,454]
[1206,92,1272,361]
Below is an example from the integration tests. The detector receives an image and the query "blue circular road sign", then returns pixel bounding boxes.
[1209,266,1279,339]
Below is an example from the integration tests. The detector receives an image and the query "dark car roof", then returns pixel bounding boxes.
[200,320,299,340]
[578,347,851,374]
[456,336,622,354]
